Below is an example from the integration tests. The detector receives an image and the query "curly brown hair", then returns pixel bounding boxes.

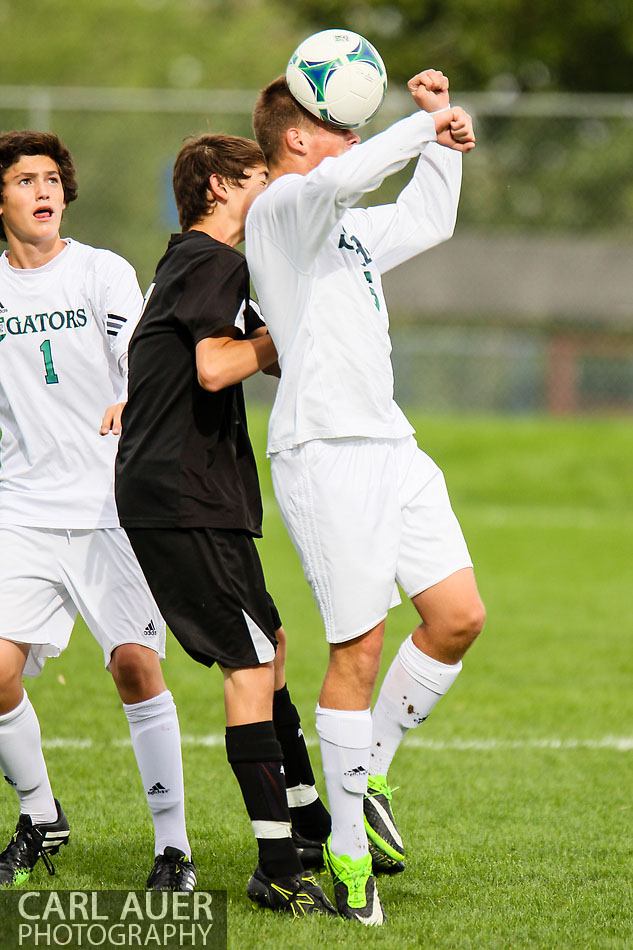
[0,130,77,241]
[173,134,265,231]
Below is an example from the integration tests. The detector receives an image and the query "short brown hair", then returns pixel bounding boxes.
[252,76,322,166]
[172,134,265,231]
[0,130,77,241]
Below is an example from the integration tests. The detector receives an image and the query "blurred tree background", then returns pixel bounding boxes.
[293,0,633,93]
[1,0,632,92]
[1,0,632,413]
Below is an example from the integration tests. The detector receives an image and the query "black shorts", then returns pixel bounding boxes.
[125,527,281,669]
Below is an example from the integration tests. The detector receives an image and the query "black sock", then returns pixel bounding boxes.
[273,685,331,840]
[225,720,302,878]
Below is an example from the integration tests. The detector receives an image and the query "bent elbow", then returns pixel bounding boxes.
[197,368,225,393]
[428,218,456,251]
[438,209,458,244]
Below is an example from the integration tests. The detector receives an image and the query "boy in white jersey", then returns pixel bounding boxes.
[0,130,194,891]
[246,70,486,923]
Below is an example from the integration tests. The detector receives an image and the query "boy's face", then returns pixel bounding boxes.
[303,123,361,169]
[237,164,268,220]
[0,154,65,245]
[226,164,268,235]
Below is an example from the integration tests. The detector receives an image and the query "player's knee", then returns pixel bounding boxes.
[330,633,383,691]
[109,644,164,698]
[0,641,27,700]
[274,626,287,650]
[452,598,486,647]
[361,631,385,683]
[274,625,287,663]
[0,664,23,700]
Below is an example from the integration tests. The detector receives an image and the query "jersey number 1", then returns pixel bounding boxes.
[40,339,59,385]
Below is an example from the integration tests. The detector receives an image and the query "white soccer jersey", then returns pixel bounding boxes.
[245,110,462,454]
[0,238,143,528]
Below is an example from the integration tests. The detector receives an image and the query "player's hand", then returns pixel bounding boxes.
[433,106,476,153]
[408,69,450,113]
[100,402,126,436]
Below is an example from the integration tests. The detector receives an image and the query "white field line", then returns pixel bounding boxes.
[41,735,633,752]
[42,738,92,749]
[462,504,633,530]
[405,736,633,752]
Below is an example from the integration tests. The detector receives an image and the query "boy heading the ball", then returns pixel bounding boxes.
[246,69,485,923]
[115,134,333,916]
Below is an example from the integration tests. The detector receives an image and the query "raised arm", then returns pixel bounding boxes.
[355,138,462,274]
[251,69,475,273]
[348,70,475,273]
[254,110,439,272]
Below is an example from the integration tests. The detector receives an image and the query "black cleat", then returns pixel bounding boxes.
[146,847,197,891]
[247,864,336,917]
[0,799,69,887]
[292,829,326,870]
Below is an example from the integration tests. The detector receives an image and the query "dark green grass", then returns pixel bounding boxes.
[10,411,633,949]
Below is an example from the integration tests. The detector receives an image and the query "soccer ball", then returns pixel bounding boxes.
[286,29,387,129]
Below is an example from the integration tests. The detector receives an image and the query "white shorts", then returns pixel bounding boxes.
[271,436,473,643]
[0,525,166,677]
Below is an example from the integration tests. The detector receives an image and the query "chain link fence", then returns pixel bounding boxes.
[2,86,632,414]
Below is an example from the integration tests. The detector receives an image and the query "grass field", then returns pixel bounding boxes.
[10,409,633,949]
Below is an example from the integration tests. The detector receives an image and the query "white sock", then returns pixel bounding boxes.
[370,635,462,777]
[124,689,191,857]
[315,705,372,860]
[0,690,56,823]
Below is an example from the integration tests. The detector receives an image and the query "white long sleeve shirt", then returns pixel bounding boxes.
[245,109,462,455]
[0,238,143,527]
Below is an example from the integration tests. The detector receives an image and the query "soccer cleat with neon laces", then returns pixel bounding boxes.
[0,799,70,887]
[246,865,336,916]
[146,847,197,891]
[323,837,386,925]
[363,774,404,874]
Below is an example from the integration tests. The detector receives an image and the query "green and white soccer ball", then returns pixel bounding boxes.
[286,29,387,129]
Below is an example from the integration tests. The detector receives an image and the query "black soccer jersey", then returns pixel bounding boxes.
[115,230,265,533]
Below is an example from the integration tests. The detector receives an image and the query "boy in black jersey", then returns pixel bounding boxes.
[115,135,333,916]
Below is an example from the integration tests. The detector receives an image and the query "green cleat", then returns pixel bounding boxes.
[363,774,405,873]
[323,837,386,925]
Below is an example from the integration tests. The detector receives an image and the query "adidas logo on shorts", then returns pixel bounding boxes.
[143,620,157,637]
